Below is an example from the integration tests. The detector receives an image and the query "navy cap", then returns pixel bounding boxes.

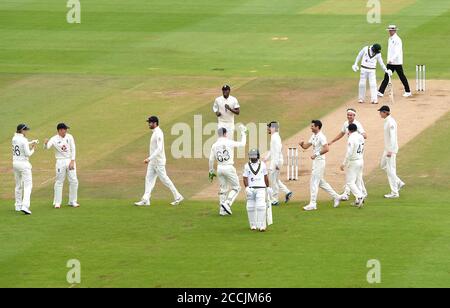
[17,124,30,131]
[147,116,159,124]
[378,105,391,112]
[222,85,231,91]
[57,123,69,130]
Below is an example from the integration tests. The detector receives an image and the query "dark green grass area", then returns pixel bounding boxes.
[0,113,448,288]
[0,0,449,77]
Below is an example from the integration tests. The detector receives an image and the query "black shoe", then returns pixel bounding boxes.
[285,192,293,203]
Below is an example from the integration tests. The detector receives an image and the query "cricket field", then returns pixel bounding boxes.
[0,0,449,288]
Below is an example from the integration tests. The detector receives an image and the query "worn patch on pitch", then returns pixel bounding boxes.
[302,0,416,15]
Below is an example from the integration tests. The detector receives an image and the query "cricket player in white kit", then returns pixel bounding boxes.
[263,121,292,206]
[213,85,240,140]
[135,116,184,207]
[12,124,38,215]
[209,125,247,216]
[44,123,79,209]
[243,149,273,232]
[378,106,405,199]
[299,120,342,211]
[353,43,392,104]
[329,108,368,200]
[340,123,366,208]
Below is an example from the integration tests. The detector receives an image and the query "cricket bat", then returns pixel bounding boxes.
[266,191,273,226]
[388,76,395,104]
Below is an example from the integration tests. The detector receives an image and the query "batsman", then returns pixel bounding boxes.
[243,149,273,232]
[353,43,392,104]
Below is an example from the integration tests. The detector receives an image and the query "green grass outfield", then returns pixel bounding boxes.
[0,0,449,287]
[0,113,449,288]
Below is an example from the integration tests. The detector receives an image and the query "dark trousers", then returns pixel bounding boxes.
[379,64,411,94]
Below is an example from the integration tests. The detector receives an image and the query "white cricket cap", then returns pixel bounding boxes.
[387,25,398,31]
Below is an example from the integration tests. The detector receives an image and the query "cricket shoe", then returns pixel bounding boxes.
[54,204,61,209]
[134,200,150,206]
[340,194,350,201]
[403,92,412,97]
[220,201,232,215]
[271,201,280,206]
[384,193,399,199]
[371,101,379,104]
[15,205,22,212]
[285,192,293,204]
[303,204,317,211]
[377,92,384,97]
[251,226,257,231]
[21,208,32,215]
[259,228,267,232]
[333,197,341,208]
[170,196,184,206]
[398,181,406,191]
[68,202,80,208]
[355,197,365,209]
[358,100,364,104]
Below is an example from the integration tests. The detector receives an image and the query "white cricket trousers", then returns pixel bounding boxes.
[142,164,181,201]
[246,188,267,230]
[345,160,365,199]
[54,159,79,205]
[359,68,378,103]
[380,152,403,195]
[310,159,340,206]
[217,165,241,210]
[269,168,290,203]
[13,161,33,211]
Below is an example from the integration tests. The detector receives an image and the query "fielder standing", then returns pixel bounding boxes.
[209,125,247,216]
[243,149,272,232]
[353,43,392,104]
[329,108,367,200]
[44,123,79,209]
[378,106,405,199]
[299,120,342,211]
[264,121,292,206]
[378,25,412,98]
[135,116,184,207]
[12,124,38,215]
[213,85,240,140]
[340,124,366,208]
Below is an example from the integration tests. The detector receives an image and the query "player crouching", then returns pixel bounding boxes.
[243,149,273,232]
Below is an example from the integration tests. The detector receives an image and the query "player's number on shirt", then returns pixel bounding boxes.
[357,143,365,154]
[12,145,21,156]
[216,150,230,162]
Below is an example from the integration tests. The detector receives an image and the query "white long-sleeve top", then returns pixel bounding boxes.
[265,132,284,170]
[384,115,399,154]
[148,126,166,165]
[343,132,365,166]
[354,46,387,71]
[45,133,76,160]
[12,133,34,162]
[209,133,246,171]
[387,33,404,65]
